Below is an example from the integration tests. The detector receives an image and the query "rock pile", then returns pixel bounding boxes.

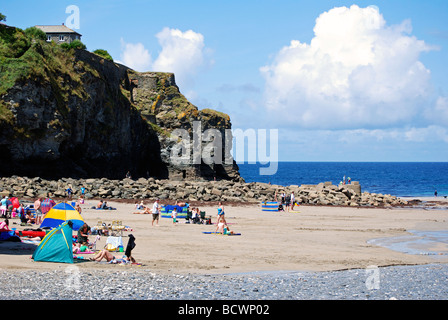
[0,176,409,207]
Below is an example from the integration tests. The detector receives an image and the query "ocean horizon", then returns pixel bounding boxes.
[237,161,448,198]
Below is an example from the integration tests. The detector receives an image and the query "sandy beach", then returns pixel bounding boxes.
[1,197,447,275]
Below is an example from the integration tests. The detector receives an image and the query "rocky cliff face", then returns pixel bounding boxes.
[126,70,241,182]
[0,25,241,181]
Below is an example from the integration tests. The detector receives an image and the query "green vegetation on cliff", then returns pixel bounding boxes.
[93,49,113,61]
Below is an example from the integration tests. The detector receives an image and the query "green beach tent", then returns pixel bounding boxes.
[32,221,74,264]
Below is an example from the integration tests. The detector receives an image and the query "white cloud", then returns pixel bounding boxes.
[119,28,213,99]
[260,4,434,130]
[151,27,213,87]
[119,39,152,72]
[425,96,448,126]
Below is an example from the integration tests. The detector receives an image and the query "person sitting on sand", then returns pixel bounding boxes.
[215,215,230,234]
[133,205,152,214]
[23,207,35,225]
[0,219,10,231]
[89,249,116,262]
[134,200,145,210]
[191,208,201,224]
[77,223,90,247]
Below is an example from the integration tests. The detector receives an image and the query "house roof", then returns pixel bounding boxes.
[35,25,82,36]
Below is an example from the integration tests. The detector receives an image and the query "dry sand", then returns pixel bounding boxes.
[1,198,448,274]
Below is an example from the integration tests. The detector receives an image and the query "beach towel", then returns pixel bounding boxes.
[105,236,123,251]
[202,231,241,236]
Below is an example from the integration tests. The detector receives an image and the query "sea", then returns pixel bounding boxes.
[237,162,448,198]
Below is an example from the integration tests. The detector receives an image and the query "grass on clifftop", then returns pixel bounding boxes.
[0,24,90,126]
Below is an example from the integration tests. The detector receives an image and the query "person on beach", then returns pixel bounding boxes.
[75,203,82,214]
[34,197,42,226]
[281,192,286,207]
[90,249,116,262]
[215,215,229,234]
[435,190,438,197]
[217,201,225,221]
[65,185,73,200]
[152,199,160,226]
[77,223,90,247]
[290,192,295,211]
[191,208,201,224]
[0,197,7,218]
[171,206,178,224]
[0,219,10,231]
[285,194,291,212]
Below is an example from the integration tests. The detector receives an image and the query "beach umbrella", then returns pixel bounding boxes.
[40,202,85,231]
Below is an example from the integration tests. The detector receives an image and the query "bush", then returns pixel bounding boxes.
[24,27,47,41]
[60,39,86,50]
[0,25,31,58]
[93,49,113,61]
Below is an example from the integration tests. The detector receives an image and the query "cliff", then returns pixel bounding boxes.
[0,24,242,181]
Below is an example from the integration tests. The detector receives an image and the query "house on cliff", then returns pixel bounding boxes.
[35,24,81,44]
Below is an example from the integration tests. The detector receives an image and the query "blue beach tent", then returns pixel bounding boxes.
[32,221,74,264]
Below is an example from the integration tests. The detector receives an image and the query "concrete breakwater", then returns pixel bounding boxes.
[0,176,409,207]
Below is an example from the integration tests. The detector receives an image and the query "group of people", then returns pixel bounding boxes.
[276,192,299,212]
[0,195,57,226]
[0,196,13,219]
[214,202,234,235]
[74,222,137,264]
[340,175,352,186]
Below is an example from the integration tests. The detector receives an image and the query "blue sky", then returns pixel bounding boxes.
[2,0,448,162]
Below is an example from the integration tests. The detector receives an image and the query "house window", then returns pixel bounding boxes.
[46,35,51,42]
[59,35,65,41]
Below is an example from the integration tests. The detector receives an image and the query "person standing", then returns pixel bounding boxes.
[171,206,178,225]
[217,201,225,222]
[290,192,296,211]
[34,197,42,226]
[0,196,7,218]
[152,199,160,226]
[65,185,73,200]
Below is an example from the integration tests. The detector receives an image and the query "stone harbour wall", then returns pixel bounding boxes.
[0,176,409,207]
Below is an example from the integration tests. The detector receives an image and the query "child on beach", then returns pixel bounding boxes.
[172,207,178,224]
